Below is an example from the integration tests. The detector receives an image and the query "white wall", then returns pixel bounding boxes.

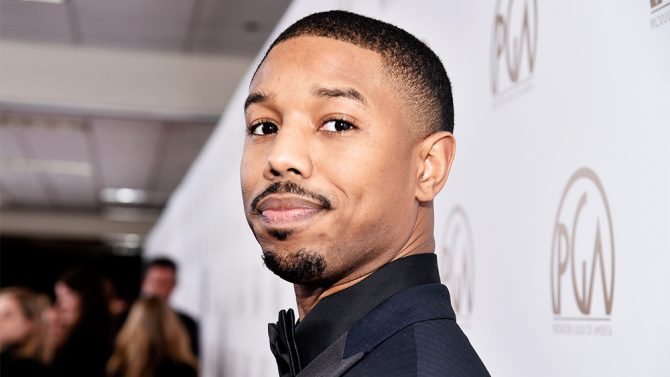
[145,1,670,376]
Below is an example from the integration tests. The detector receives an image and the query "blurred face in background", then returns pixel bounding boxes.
[0,294,34,349]
[54,282,81,329]
[141,266,176,299]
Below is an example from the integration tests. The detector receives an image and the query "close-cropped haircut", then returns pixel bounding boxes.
[142,257,178,279]
[256,10,454,135]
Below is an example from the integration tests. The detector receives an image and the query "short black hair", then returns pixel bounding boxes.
[257,10,454,135]
[143,257,177,277]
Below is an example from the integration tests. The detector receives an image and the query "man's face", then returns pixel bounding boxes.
[141,266,176,299]
[241,36,421,286]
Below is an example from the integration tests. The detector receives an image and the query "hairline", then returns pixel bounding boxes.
[250,35,430,139]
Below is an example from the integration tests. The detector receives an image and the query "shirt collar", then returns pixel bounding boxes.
[294,253,441,367]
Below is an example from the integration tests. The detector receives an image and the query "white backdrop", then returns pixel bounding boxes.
[145,1,670,376]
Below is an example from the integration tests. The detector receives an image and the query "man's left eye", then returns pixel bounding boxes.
[321,120,354,132]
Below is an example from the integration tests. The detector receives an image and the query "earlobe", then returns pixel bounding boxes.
[415,131,456,202]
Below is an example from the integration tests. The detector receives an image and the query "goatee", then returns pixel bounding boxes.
[262,249,332,286]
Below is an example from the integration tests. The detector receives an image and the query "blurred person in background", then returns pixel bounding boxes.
[102,277,130,335]
[49,268,113,377]
[0,287,49,376]
[141,257,199,357]
[107,296,197,377]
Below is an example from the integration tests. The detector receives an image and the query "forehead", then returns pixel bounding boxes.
[250,36,389,101]
[147,266,175,277]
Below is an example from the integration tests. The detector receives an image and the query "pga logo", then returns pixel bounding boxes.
[490,0,538,95]
[551,168,615,319]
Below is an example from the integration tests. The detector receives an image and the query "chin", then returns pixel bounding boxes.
[262,249,336,287]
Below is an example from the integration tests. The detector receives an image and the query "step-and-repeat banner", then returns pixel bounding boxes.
[145,1,669,376]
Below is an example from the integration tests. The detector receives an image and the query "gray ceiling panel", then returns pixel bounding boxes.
[0,18,73,44]
[72,0,194,50]
[0,128,24,158]
[193,29,267,55]
[199,0,291,29]
[0,0,72,43]
[0,171,51,207]
[0,0,290,55]
[193,0,291,55]
[91,118,163,189]
[23,127,89,161]
[155,123,213,192]
[49,174,96,208]
[79,25,184,51]
[72,0,194,25]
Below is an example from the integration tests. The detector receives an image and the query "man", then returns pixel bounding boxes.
[141,257,199,357]
[241,10,489,377]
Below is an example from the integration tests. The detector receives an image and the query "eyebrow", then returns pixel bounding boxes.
[244,92,270,112]
[311,87,369,108]
[243,86,368,112]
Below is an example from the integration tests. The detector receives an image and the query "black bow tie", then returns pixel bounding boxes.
[269,309,302,377]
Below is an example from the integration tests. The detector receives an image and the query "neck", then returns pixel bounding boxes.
[293,201,435,319]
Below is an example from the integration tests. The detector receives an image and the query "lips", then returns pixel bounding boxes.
[256,196,324,227]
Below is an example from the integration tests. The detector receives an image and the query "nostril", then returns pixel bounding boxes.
[288,168,301,175]
[270,168,280,176]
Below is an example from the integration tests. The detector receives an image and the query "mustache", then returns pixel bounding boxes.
[250,182,332,212]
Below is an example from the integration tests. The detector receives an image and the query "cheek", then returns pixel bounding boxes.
[314,140,417,262]
[320,138,414,211]
[240,145,265,201]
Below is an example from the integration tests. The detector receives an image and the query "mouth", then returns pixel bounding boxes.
[256,195,325,228]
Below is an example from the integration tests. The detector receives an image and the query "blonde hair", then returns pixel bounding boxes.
[107,297,197,377]
[0,287,50,362]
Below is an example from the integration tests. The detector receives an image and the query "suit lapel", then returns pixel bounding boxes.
[297,331,364,377]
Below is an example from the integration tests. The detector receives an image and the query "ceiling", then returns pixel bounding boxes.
[0,0,292,55]
[0,112,213,210]
[0,0,292,241]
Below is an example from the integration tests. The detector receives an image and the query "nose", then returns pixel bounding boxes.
[263,121,314,180]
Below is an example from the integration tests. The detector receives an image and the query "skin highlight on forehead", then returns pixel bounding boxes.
[310,87,369,108]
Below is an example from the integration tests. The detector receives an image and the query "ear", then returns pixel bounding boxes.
[415,131,456,202]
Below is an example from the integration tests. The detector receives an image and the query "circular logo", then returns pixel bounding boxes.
[490,0,538,95]
[551,168,615,318]
[439,206,475,319]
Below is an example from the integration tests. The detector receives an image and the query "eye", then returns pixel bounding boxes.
[251,122,278,135]
[321,119,355,132]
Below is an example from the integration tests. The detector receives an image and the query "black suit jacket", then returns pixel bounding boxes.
[298,283,489,377]
[177,311,199,357]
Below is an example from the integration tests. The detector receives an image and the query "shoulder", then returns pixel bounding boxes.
[341,284,489,377]
[413,319,490,376]
[176,311,198,328]
[345,319,489,377]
